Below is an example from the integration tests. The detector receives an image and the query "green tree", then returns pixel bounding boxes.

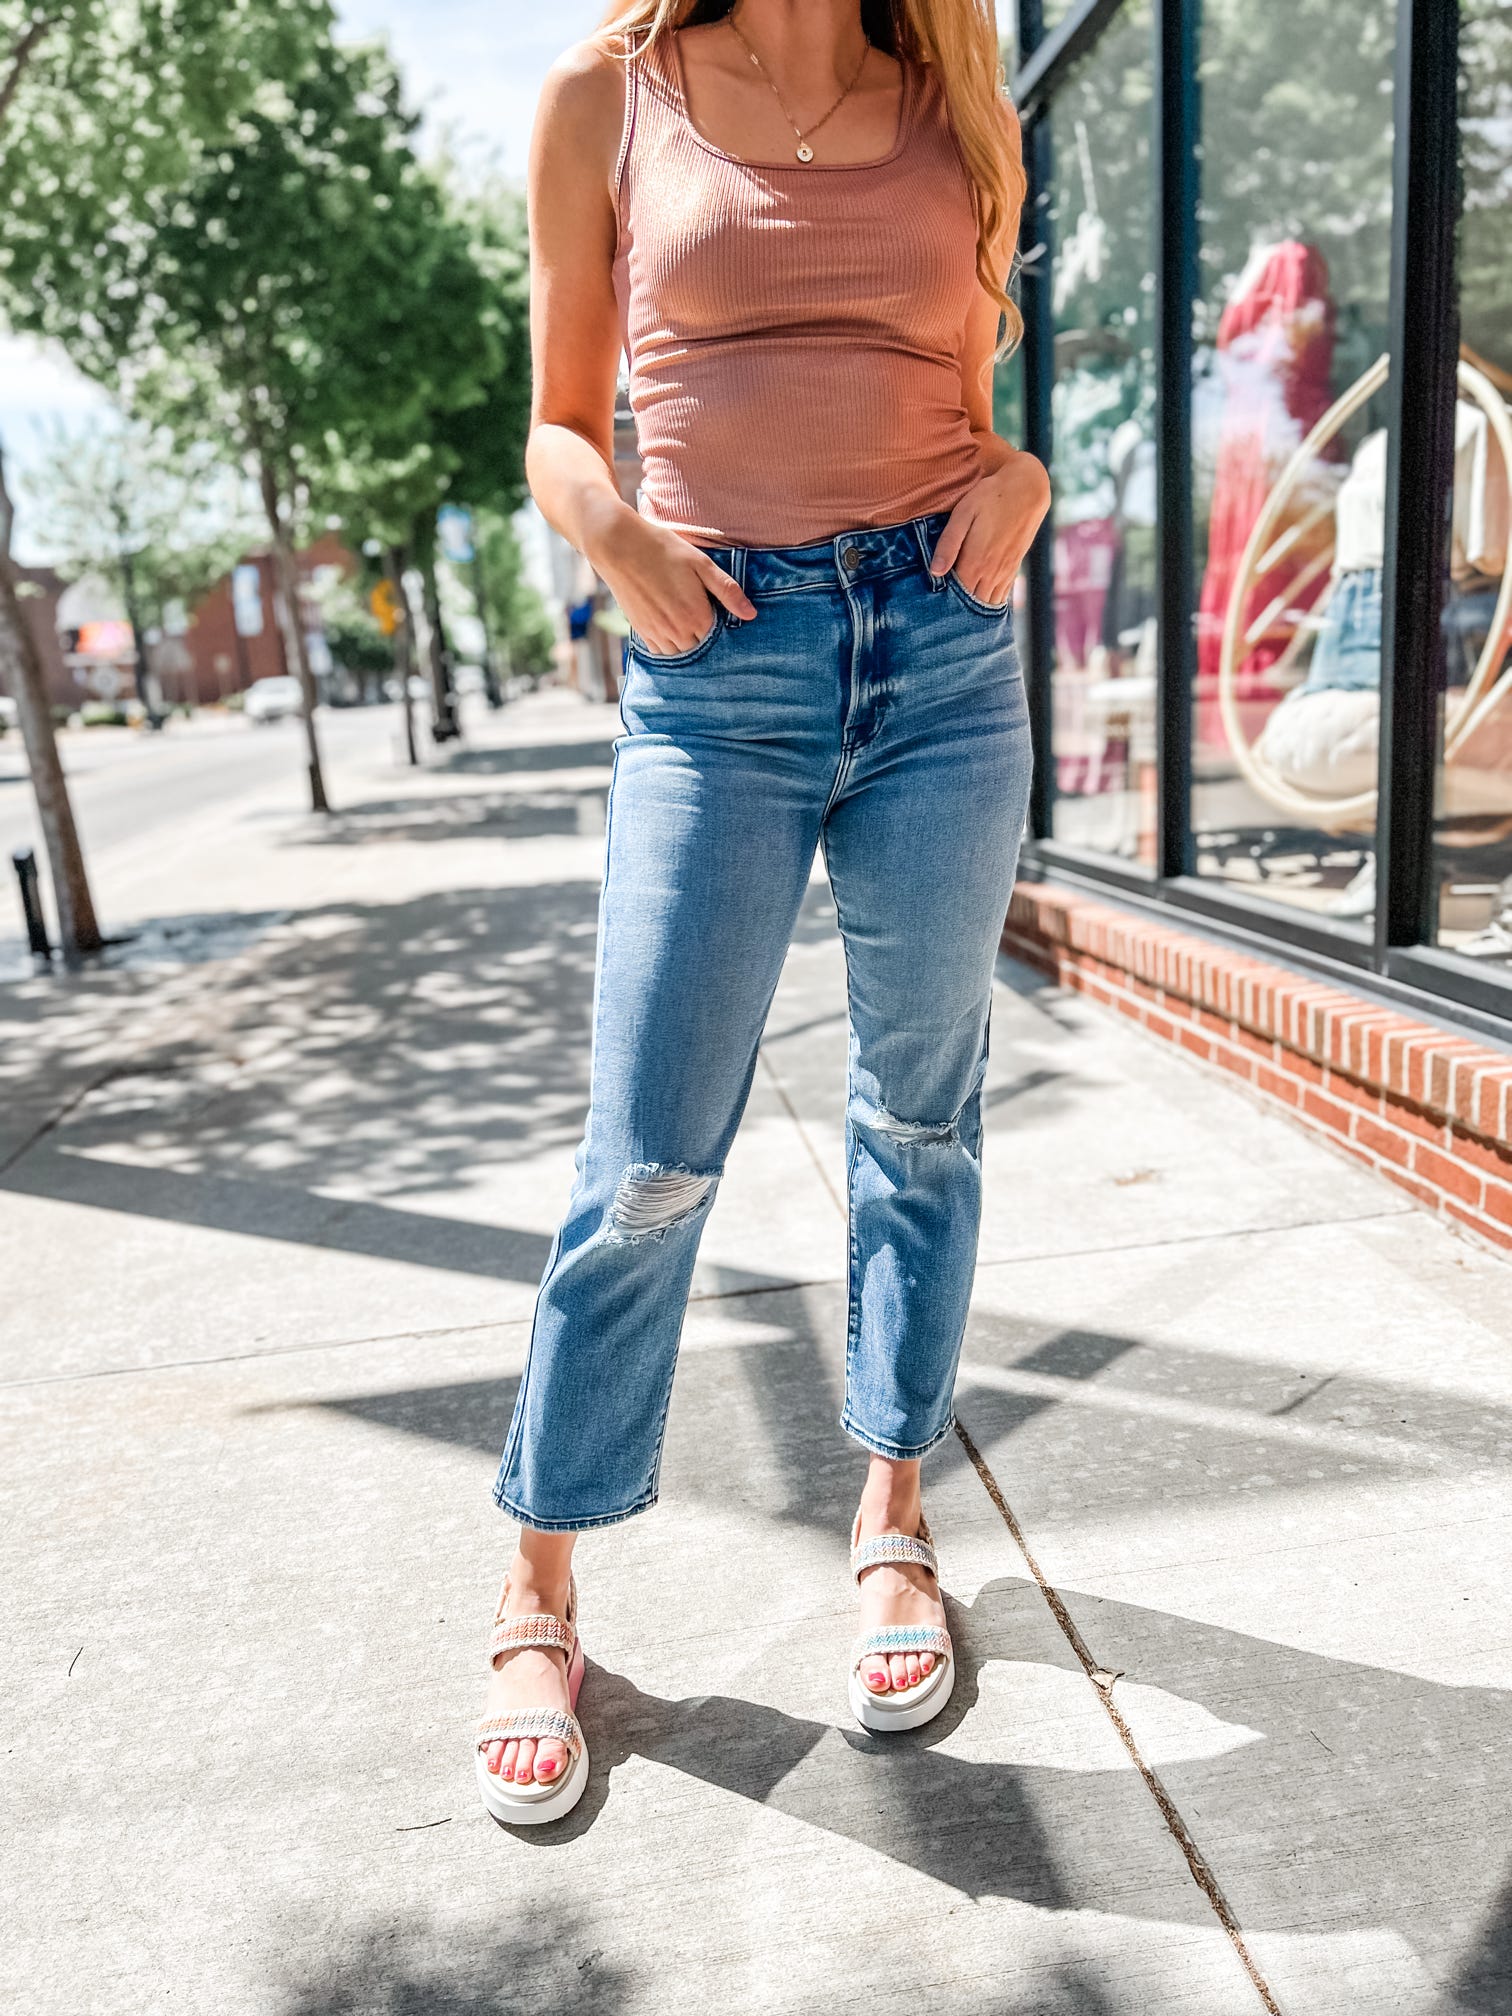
[134,37,510,802]
[0,0,325,946]
[475,510,556,685]
[21,419,257,722]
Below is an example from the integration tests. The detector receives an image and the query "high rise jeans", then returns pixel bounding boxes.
[494,508,1034,1529]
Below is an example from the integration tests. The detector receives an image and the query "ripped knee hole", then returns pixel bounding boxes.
[607,1164,718,1241]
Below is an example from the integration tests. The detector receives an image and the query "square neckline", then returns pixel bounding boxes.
[665,28,916,174]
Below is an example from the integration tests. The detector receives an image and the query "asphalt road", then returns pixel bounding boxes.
[0,704,403,872]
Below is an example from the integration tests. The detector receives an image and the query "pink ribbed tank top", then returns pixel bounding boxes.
[612,32,985,549]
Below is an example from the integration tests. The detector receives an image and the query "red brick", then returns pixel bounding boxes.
[1470,1067,1512,1144]
[1382,1093,1448,1147]
[1393,1168,1450,1213]
[1177,1025,1215,1063]
[1210,1040,1255,1083]
[1283,1049,1326,1086]
[1424,1041,1485,1114]
[1412,1142,1484,1208]
[1142,1008,1178,1043]
[1233,1026,1277,1062]
[1352,1112,1414,1168]
[1196,1007,1229,1039]
[1255,1064,1303,1107]
[1442,1197,1512,1252]
[1301,1087,1355,1135]
[1447,1125,1512,1182]
[1322,1067,1382,1115]
[1482,1176,1512,1230]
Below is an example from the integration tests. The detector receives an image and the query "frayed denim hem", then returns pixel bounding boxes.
[839,1410,957,1463]
[492,1486,658,1533]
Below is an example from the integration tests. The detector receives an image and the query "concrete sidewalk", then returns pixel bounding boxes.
[2,690,1509,2015]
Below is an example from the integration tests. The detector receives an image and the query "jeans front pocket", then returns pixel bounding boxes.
[627,607,724,669]
[945,570,1014,620]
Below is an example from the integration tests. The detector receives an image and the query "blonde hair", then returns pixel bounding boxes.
[594,0,1025,354]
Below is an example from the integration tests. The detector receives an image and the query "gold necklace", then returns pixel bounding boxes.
[726,8,870,163]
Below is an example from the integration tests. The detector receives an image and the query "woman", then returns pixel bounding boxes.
[477,0,1050,1825]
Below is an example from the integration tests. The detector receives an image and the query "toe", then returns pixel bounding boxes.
[921,1652,936,1677]
[535,1738,569,1783]
[905,1653,921,1688]
[485,1739,504,1776]
[888,1653,909,1691]
[501,1739,519,1782]
[863,1661,891,1693]
[515,1737,536,1785]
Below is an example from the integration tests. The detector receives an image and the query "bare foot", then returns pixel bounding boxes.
[853,1455,946,1695]
[480,1532,577,1787]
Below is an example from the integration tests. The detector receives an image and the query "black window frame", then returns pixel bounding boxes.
[1009,0,1512,1033]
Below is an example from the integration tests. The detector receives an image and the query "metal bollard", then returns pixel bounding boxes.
[12,846,52,958]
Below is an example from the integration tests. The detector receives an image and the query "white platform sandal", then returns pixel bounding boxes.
[474,1573,589,1826]
[848,1511,955,1733]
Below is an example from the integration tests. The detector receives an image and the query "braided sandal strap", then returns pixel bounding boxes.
[488,1612,575,1665]
[851,1623,952,1673]
[487,1570,579,1670]
[475,1707,583,1761]
[850,1511,938,1585]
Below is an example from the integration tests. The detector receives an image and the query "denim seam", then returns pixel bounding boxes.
[493,1488,659,1533]
[825,827,867,1409]
[909,515,948,589]
[838,1409,959,1463]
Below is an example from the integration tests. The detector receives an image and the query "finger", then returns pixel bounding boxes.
[696,555,757,621]
[929,502,975,576]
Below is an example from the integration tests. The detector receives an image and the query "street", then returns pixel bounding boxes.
[0,706,407,945]
[3,687,1509,2016]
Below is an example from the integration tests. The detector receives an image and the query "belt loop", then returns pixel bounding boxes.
[727,543,748,625]
[911,515,946,590]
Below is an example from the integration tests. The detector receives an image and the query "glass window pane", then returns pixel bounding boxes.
[1043,1,1158,867]
[1189,0,1396,929]
[1432,0,1512,969]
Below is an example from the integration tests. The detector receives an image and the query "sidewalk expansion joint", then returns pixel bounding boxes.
[953,1415,1285,2016]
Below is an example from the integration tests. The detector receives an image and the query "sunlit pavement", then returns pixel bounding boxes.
[2,688,1509,2015]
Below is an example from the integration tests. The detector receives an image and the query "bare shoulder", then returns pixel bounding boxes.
[534,37,626,163]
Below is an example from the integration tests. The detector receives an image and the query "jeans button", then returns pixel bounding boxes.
[842,544,862,569]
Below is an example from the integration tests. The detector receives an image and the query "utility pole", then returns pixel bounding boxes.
[0,446,102,957]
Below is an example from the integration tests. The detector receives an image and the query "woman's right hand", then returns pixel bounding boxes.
[588,506,757,656]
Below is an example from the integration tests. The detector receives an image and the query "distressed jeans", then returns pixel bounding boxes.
[494,509,1034,1529]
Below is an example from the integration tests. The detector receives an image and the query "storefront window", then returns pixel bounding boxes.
[1188,0,1396,927]
[1043,1,1157,868]
[1431,0,1512,967]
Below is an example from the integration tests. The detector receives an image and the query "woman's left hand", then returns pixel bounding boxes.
[929,450,1052,607]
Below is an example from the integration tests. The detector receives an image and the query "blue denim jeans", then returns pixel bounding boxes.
[494,509,1034,1530]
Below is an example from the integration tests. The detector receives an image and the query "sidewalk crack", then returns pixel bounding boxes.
[954,1415,1285,2016]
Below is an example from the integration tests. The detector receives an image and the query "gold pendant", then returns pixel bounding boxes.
[795,141,814,162]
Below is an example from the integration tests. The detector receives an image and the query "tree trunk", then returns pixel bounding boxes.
[0,454,102,956]
[385,546,418,768]
[258,459,329,813]
[117,543,162,730]
[417,535,459,742]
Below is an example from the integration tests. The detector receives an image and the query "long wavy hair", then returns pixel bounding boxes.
[594,0,1025,353]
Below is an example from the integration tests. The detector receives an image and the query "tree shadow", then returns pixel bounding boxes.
[272,1909,634,2016]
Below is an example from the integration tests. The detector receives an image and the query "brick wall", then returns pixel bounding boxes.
[1004,881,1512,1255]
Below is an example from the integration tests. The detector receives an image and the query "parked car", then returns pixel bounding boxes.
[243,675,305,724]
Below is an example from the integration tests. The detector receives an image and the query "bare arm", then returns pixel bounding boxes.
[525,45,754,653]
